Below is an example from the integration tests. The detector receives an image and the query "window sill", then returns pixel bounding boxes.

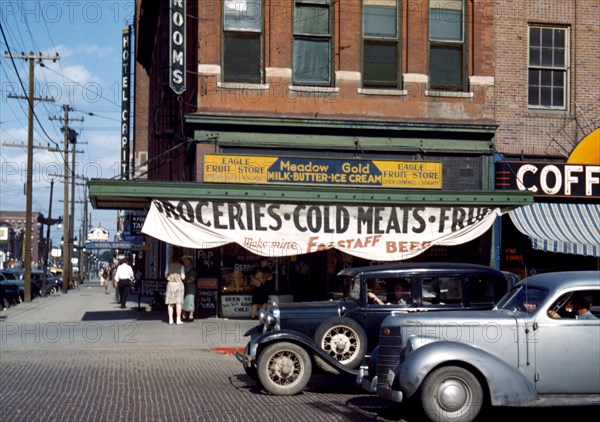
[217,82,269,90]
[526,107,568,116]
[358,88,407,96]
[288,85,339,93]
[425,90,473,98]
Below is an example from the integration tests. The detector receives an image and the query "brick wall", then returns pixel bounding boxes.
[494,0,600,158]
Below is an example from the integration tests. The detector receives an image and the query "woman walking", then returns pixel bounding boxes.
[165,247,185,325]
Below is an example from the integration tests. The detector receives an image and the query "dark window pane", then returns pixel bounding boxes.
[540,86,551,106]
[295,5,330,35]
[554,29,565,47]
[542,28,553,47]
[528,69,540,86]
[553,87,564,107]
[364,4,397,37]
[223,32,261,83]
[553,71,564,86]
[430,45,463,89]
[540,70,552,85]
[363,41,398,87]
[529,46,540,66]
[541,47,553,66]
[530,27,540,46]
[528,85,539,106]
[294,37,331,84]
[554,47,565,67]
[430,8,462,41]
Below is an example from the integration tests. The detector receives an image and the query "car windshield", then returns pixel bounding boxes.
[496,285,549,313]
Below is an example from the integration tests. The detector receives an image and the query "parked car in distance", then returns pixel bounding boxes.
[30,270,62,295]
[366,270,600,422]
[0,271,21,309]
[0,269,42,300]
[236,262,516,396]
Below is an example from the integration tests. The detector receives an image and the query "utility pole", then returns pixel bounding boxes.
[49,106,83,293]
[81,184,88,284]
[5,52,58,302]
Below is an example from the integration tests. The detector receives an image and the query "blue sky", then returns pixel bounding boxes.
[1,1,135,246]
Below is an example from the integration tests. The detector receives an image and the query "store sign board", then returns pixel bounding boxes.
[204,154,442,189]
[169,0,186,94]
[0,227,8,241]
[496,162,600,198]
[142,199,502,261]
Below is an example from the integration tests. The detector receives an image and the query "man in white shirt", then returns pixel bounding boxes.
[114,257,134,309]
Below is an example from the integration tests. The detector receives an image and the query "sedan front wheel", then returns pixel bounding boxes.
[419,366,484,422]
[257,342,312,396]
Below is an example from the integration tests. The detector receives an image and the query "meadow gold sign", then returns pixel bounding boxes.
[204,154,442,189]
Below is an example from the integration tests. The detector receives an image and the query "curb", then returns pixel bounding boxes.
[213,347,245,355]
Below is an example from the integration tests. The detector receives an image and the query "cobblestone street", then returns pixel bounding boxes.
[0,348,392,422]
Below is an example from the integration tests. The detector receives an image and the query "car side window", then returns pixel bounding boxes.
[469,276,495,304]
[366,277,387,304]
[548,290,600,320]
[422,276,463,305]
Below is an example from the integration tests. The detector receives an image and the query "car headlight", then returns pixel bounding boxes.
[258,310,276,329]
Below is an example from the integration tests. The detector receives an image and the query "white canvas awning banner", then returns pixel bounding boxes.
[509,202,600,257]
[142,199,504,261]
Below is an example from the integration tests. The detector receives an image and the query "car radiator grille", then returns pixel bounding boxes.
[376,326,402,389]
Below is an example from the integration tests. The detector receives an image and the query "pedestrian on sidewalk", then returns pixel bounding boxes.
[165,247,185,325]
[114,257,134,309]
[181,255,196,322]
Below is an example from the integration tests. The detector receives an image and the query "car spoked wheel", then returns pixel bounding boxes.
[257,342,311,395]
[313,317,367,373]
[322,326,359,363]
[420,366,484,422]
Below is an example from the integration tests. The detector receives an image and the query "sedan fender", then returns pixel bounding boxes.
[397,341,538,406]
[253,329,360,377]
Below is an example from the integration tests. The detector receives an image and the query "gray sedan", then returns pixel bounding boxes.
[368,270,600,422]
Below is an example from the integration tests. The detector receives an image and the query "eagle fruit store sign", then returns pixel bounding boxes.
[142,200,503,261]
[204,154,442,189]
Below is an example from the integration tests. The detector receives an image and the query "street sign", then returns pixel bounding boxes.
[85,241,132,250]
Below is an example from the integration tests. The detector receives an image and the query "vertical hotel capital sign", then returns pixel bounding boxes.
[170,0,186,94]
[121,25,131,180]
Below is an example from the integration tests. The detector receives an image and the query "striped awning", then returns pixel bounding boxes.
[509,203,600,257]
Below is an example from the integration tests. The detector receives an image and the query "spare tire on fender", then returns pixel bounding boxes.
[313,316,367,373]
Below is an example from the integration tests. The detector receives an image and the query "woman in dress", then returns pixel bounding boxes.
[165,247,185,325]
[181,255,197,322]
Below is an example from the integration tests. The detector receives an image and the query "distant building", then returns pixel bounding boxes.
[0,211,44,268]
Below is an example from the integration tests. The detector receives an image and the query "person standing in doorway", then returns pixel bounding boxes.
[114,258,134,309]
[250,257,273,319]
[181,255,197,322]
[165,248,185,325]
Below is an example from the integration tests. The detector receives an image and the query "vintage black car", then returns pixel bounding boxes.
[236,262,516,395]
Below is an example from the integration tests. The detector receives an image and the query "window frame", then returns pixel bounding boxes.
[292,0,334,87]
[362,0,402,89]
[527,25,569,111]
[428,0,468,92]
[222,0,264,84]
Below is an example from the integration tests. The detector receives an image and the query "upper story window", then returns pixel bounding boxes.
[429,0,467,91]
[528,26,568,110]
[223,0,263,83]
[293,0,333,86]
[362,0,401,88]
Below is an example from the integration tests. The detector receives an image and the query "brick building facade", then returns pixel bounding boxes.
[0,211,44,268]
[90,1,598,312]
